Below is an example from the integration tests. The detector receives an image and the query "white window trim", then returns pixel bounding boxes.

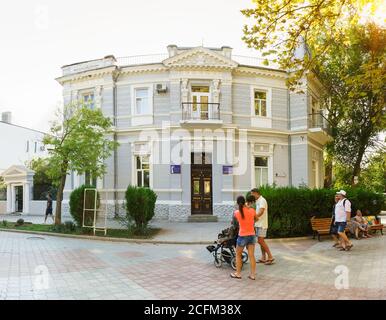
[131,142,153,188]
[131,84,153,126]
[250,86,272,128]
[250,143,273,188]
[80,89,96,109]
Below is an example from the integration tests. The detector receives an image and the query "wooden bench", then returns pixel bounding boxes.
[310,216,332,241]
[365,216,384,235]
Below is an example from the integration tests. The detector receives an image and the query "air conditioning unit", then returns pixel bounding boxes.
[156,83,167,93]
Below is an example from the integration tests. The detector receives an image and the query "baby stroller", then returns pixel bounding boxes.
[206,226,248,270]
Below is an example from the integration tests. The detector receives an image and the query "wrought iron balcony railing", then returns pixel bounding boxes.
[182,102,220,121]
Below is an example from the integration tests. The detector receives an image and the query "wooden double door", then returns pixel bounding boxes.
[191,152,212,215]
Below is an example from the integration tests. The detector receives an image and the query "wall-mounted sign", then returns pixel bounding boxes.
[170,165,181,174]
[222,165,233,175]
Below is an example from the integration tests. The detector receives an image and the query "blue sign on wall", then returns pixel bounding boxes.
[223,165,233,175]
[170,165,181,174]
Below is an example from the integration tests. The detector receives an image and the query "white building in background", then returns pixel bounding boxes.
[0,111,48,215]
[0,112,48,173]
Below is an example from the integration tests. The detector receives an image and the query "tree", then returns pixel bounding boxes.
[43,102,117,224]
[318,23,386,185]
[242,1,385,185]
[241,0,384,88]
[359,149,386,192]
[26,158,56,200]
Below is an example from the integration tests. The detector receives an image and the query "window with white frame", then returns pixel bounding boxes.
[82,92,95,110]
[254,156,269,187]
[311,160,319,188]
[134,88,150,115]
[85,170,97,187]
[136,155,150,187]
[254,90,267,117]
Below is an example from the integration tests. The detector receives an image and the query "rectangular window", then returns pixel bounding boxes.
[82,92,95,110]
[26,141,29,152]
[136,155,150,187]
[34,142,37,153]
[254,156,268,187]
[135,88,150,115]
[311,160,318,188]
[254,90,267,117]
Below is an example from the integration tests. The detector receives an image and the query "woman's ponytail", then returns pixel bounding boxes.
[236,195,246,219]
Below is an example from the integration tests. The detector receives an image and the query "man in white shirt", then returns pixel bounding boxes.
[334,190,353,251]
[251,188,275,265]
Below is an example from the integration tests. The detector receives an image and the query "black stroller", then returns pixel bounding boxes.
[206,226,248,270]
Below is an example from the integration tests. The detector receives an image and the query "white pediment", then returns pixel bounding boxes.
[1,165,34,177]
[163,47,238,69]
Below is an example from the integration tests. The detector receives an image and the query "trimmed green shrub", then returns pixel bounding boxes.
[2,220,8,227]
[124,185,157,231]
[69,185,100,227]
[247,186,384,238]
[15,219,24,226]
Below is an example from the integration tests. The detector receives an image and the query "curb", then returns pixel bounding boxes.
[0,228,314,245]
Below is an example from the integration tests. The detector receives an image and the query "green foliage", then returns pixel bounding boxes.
[43,101,118,224]
[69,185,100,227]
[26,158,57,200]
[359,150,386,193]
[241,0,383,89]
[51,221,78,233]
[0,177,6,201]
[2,220,8,227]
[123,185,157,232]
[15,219,24,226]
[249,186,384,238]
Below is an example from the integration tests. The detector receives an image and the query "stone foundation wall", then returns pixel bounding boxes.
[213,204,235,222]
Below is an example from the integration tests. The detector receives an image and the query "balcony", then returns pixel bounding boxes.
[180,102,222,127]
[308,112,332,144]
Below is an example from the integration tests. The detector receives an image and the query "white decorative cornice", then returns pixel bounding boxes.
[56,66,117,84]
[234,66,287,79]
[163,46,238,70]
[119,64,168,75]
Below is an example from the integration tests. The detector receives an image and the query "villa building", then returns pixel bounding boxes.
[56,45,331,221]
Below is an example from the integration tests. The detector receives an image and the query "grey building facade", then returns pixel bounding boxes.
[57,45,331,221]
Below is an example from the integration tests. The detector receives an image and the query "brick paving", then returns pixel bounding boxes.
[0,230,386,300]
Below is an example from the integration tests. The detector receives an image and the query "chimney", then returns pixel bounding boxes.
[221,46,233,59]
[1,112,12,124]
[167,45,178,58]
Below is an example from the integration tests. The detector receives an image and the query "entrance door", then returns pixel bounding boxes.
[15,186,23,212]
[191,86,210,120]
[191,152,212,215]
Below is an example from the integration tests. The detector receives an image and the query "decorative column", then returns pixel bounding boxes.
[11,185,15,213]
[6,184,11,213]
[23,183,30,214]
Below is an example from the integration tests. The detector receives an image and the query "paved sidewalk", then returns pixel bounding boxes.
[0,230,386,300]
[0,214,229,243]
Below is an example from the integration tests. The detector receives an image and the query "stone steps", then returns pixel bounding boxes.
[188,215,218,223]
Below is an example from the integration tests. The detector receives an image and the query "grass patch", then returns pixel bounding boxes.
[0,222,160,239]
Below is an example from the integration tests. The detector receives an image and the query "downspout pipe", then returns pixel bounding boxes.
[287,90,292,186]
[113,69,119,217]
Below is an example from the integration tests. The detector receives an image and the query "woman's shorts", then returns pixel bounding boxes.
[236,235,257,247]
[45,208,53,216]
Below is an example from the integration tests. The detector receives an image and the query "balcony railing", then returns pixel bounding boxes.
[182,103,220,121]
[308,112,331,135]
[116,54,169,66]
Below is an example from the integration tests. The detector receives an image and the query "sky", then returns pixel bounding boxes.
[0,0,256,132]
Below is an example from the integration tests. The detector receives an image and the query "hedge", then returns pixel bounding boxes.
[69,185,100,227]
[125,185,157,230]
[249,186,385,238]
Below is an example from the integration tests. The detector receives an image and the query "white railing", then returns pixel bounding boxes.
[116,54,169,66]
[232,55,281,69]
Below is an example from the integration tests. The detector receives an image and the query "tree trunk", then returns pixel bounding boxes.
[324,158,333,188]
[351,144,367,187]
[55,162,68,225]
